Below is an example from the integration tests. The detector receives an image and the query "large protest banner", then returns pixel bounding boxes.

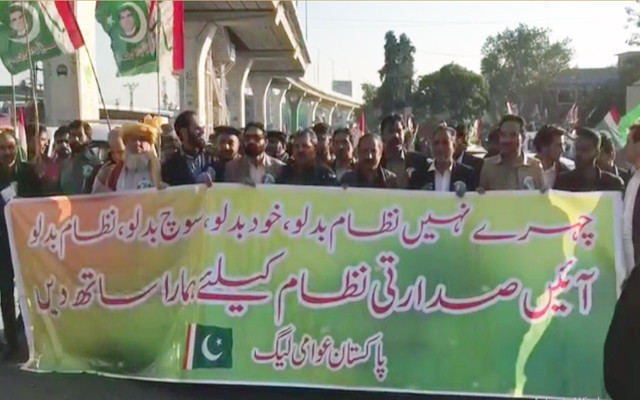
[5,185,623,399]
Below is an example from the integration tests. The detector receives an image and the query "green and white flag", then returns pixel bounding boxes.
[183,324,233,370]
[96,1,157,76]
[0,1,84,74]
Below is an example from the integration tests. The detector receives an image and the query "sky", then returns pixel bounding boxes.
[0,1,636,108]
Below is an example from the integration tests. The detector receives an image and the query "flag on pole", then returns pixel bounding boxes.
[16,108,27,162]
[96,1,157,76]
[596,108,623,148]
[564,104,579,126]
[617,104,640,142]
[0,1,84,74]
[154,1,184,75]
[97,1,184,76]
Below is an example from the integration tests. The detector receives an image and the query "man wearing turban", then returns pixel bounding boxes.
[94,116,165,192]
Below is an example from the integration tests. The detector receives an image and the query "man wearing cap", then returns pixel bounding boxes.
[225,122,284,184]
[94,116,165,192]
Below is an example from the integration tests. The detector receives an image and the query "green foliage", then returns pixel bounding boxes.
[413,63,489,125]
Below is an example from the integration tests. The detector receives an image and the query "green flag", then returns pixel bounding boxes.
[617,103,640,143]
[183,324,233,370]
[96,1,157,76]
[0,2,61,74]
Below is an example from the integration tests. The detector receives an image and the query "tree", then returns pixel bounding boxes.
[626,1,640,45]
[480,24,573,119]
[360,82,381,132]
[377,31,415,115]
[413,63,489,124]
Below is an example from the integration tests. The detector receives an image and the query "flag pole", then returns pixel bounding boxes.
[83,45,111,131]
[154,3,162,155]
[20,0,40,162]
[10,74,18,135]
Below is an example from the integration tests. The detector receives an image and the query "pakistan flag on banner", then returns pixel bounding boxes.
[0,2,61,74]
[183,324,233,370]
[96,1,157,76]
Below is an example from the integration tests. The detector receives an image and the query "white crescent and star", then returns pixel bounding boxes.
[201,334,223,362]
[118,2,147,44]
[9,2,41,45]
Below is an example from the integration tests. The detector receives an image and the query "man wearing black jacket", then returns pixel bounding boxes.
[162,111,216,186]
[380,113,427,188]
[410,125,476,192]
[277,129,338,186]
[454,124,483,185]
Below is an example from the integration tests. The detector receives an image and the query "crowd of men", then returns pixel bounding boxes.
[2,109,640,397]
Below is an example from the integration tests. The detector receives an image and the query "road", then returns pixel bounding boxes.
[0,360,512,400]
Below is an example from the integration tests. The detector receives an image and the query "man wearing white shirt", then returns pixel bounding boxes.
[409,125,476,192]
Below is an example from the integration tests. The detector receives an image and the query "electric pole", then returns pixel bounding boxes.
[123,82,139,111]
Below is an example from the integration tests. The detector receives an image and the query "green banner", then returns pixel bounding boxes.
[0,2,61,74]
[96,1,157,76]
[6,186,622,399]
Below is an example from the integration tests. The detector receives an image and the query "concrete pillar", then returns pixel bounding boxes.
[346,108,355,122]
[43,1,99,126]
[248,74,272,125]
[274,85,290,131]
[227,52,254,128]
[180,21,217,126]
[311,99,321,123]
[328,103,337,126]
[288,92,306,132]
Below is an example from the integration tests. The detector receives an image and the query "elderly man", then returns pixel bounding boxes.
[410,125,476,192]
[94,117,164,192]
[479,115,544,191]
[225,122,284,184]
[340,134,397,189]
[92,127,125,192]
[277,129,338,186]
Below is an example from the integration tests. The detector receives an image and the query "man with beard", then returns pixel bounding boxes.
[162,111,216,186]
[266,130,289,163]
[312,122,334,167]
[225,122,284,184]
[59,120,101,195]
[0,131,19,360]
[479,115,544,191]
[380,113,426,188]
[554,127,624,192]
[92,128,125,193]
[277,129,338,186]
[211,125,241,181]
[331,127,355,181]
[340,134,397,189]
[409,125,476,192]
[97,117,165,192]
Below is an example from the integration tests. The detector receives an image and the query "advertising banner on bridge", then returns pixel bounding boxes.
[5,185,622,399]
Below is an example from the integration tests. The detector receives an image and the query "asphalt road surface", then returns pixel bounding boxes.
[0,361,519,400]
